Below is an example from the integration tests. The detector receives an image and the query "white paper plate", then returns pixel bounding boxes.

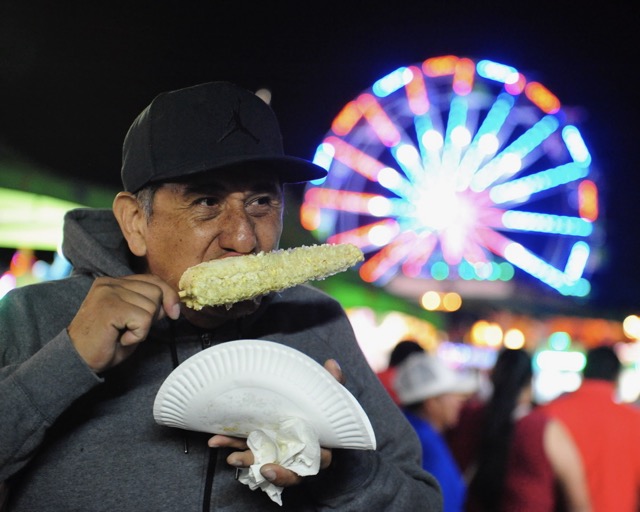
[153,339,376,450]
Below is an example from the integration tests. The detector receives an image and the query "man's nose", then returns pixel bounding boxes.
[218,208,257,254]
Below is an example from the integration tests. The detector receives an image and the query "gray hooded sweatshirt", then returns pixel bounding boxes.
[0,208,442,511]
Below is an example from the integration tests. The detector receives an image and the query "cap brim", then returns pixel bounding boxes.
[249,155,328,183]
[149,155,327,187]
[398,374,478,404]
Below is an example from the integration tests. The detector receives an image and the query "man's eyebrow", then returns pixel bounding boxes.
[181,180,281,195]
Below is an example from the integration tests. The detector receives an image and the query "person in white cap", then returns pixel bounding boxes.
[394,352,477,512]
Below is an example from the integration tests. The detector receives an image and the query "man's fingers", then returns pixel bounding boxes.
[324,358,345,385]
[118,323,149,346]
[319,447,332,470]
[121,274,181,321]
[260,463,303,487]
[208,434,249,450]
[68,274,181,372]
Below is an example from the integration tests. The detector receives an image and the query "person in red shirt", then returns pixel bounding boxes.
[449,348,590,512]
[542,345,640,512]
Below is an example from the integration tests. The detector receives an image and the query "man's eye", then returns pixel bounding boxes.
[246,195,274,208]
[254,195,273,206]
[196,197,219,207]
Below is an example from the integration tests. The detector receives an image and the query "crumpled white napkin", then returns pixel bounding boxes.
[237,417,321,506]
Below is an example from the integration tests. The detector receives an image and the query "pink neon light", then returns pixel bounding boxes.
[505,73,526,95]
[402,233,438,277]
[453,58,475,96]
[304,187,379,214]
[324,136,386,181]
[405,66,429,115]
[332,100,362,136]
[357,94,401,147]
[327,219,399,247]
[360,232,416,282]
[474,227,511,259]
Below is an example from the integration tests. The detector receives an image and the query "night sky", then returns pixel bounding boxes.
[0,1,638,313]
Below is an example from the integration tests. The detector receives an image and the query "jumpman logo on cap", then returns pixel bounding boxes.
[217,101,260,144]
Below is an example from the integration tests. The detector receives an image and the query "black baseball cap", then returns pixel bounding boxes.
[121,81,327,192]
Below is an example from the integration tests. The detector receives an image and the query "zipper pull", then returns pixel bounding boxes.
[201,332,213,349]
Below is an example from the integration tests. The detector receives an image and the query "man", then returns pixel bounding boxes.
[0,82,442,510]
[394,352,476,512]
[542,345,640,512]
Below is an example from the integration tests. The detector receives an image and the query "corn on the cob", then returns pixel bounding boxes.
[178,243,364,310]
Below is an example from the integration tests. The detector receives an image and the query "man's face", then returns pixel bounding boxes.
[141,170,284,327]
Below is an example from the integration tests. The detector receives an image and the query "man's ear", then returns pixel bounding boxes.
[113,192,148,257]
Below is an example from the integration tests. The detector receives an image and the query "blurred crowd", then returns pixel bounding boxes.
[377,340,640,512]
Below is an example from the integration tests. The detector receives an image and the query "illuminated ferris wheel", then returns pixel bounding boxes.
[301,55,601,298]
